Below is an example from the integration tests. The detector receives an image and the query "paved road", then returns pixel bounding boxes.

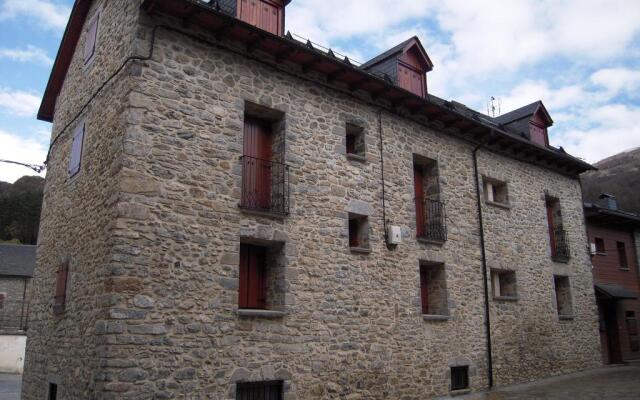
[2,366,639,399]
[0,374,20,400]
[453,365,640,400]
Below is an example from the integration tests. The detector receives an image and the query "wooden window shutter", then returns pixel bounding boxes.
[420,266,429,314]
[239,244,268,309]
[68,123,85,177]
[414,165,425,237]
[54,261,69,314]
[84,12,100,64]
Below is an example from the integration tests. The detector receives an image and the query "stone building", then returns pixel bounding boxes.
[0,244,35,373]
[585,195,640,365]
[23,0,602,399]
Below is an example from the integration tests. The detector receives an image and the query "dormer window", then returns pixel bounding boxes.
[237,0,288,36]
[529,122,548,147]
[361,37,433,98]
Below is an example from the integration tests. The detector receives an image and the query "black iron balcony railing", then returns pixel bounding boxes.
[240,155,290,215]
[552,227,571,261]
[0,300,29,331]
[416,198,447,242]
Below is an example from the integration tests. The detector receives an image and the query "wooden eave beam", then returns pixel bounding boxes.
[301,57,321,73]
[327,68,346,83]
[144,0,159,14]
[274,47,295,63]
[214,21,235,40]
[182,8,201,28]
[349,78,368,92]
[246,37,265,53]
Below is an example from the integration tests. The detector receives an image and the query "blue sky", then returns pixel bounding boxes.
[1,0,640,183]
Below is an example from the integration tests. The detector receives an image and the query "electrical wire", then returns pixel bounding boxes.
[0,159,46,173]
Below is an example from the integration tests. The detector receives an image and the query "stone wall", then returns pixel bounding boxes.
[23,2,602,399]
[0,277,28,304]
[21,0,141,399]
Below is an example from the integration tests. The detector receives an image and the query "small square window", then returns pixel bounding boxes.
[345,123,365,159]
[553,275,573,318]
[48,383,58,400]
[483,177,508,205]
[236,380,283,400]
[238,242,286,311]
[594,238,605,254]
[451,366,469,391]
[491,270,517,300]
[0,293,5,309]
[617,241,628,268]
[348,213,370,252]
[420,262,448,317]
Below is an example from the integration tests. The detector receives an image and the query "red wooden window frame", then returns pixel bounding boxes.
[398,62,425,97]
[420,265,429,314]
[53,261,69,315]
[348,218,360,248]
[83,11,100,64]
[617,241,628,268]
[243,117,273,210]
[414,164,426,237]
[529,122,549,147]
[237,0,284,36]
[68,122,85,177]
[239,244,267,310]
[546,200,557,257]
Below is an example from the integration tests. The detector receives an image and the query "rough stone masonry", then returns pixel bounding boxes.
[22,0,602,399]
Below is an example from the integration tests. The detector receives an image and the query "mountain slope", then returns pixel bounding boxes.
[581,147,640,214]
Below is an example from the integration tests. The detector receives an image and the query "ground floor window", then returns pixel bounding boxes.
[48,383,58,400]
[627,311,639,352]
[236,380,283,400]
[450,366,469,391]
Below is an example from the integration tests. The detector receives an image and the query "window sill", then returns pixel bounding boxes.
[417,237,445,246]
[618,267,630,271]
[552,256,571,264]
[485,200,512,210]
[559,314,575,321]
[450,388,471,396]
[239,207,288,219]
[350,246,371,254]
[346,153,367,163]
[494,295,519,302]
[422,314,449,321]
[236,309,286,318]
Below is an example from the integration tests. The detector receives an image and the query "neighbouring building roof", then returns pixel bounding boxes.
[595,283,638,300]
[584,202,640,229]
[38,0,595,177]
[0,244,36,278]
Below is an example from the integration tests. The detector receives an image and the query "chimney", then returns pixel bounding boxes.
[598,193,618,210]
[235,0,291,36]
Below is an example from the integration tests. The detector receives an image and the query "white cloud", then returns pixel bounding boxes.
[0,130,47,183]
[590,68,640,97]
[0,88,41,117]
[0,45,53,66]
[558,104,640,163]
[0,0,71,31]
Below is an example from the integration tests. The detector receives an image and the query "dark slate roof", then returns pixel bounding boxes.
[361,38,415,70]
[584,202,640,229]
[494,101,541,125]
[595,283,637,300]
[0,244,36,277]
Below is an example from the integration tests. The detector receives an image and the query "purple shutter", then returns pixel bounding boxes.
[84,13,99,64]
[68,123,85,177]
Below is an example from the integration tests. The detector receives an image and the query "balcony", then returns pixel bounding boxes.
[0,300,29,332]
[240,155,290,216]
[552,227,571,262]
[416,198,447,242]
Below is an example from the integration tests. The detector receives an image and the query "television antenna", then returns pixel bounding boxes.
[487,96,501,117]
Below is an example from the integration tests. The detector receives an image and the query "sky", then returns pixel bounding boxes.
[1,0,639,183]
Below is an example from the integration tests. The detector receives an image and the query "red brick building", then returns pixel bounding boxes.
[585,194,640,364]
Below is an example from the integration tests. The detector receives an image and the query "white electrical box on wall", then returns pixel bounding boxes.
[589,243,597,255]
[387,226,402,245]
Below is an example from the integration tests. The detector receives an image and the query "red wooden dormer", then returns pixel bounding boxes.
[236,0,291,36]
[494,100,553,148]
[361,37,434,98]
[529,104,552,147]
